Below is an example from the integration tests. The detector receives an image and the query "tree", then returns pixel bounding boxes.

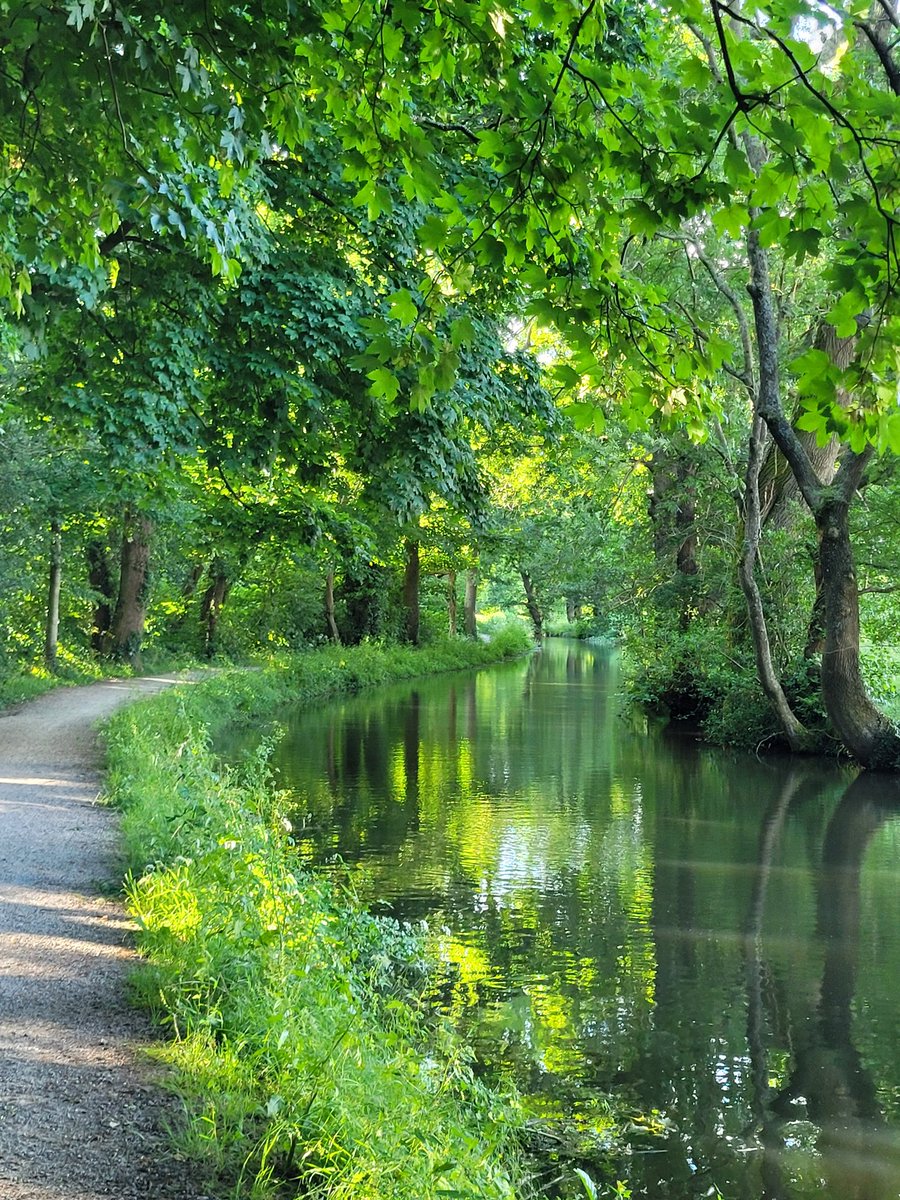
[290,0,899,761]
[3,0,899,765]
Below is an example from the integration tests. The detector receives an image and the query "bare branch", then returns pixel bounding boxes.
[415,117,481,144]
[746,228,824,509]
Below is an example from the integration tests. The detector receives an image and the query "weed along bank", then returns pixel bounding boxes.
[105,637,534,1200]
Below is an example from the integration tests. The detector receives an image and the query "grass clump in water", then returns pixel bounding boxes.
[104,639,532,1199]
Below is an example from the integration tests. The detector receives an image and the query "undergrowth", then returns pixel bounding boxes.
[0,649,108,711]
[104,635,533,1199]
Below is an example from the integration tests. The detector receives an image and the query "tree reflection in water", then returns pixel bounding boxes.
[746,771,900,1200]
[227,640,900,1200]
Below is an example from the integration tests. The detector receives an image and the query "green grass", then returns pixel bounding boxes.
[104,634,534,1200]
[0,648,109,711]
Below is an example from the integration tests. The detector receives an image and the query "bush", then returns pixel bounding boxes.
[627,613,843,754]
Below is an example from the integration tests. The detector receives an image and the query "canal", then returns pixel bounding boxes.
[232,637,900,1199]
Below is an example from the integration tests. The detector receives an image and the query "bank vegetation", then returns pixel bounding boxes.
[104,634,537,1200]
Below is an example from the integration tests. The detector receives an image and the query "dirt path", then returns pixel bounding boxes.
[0,677,213,1200]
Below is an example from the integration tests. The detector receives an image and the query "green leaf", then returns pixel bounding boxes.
[784,226,822,263]
[387,289,418,326]
[418,214,448,250]
[825,291,866,339]
[627,201,660,237]
[434,346,459,392]
[367,367,400,403]
[751,163,794,208]
[552,363,581,388]
[449,316,475,349]
[711,204,748,239]
[795,409,827,434]
[567,401,604,433]
[883,413,900,455]
[574,1167,599,1199]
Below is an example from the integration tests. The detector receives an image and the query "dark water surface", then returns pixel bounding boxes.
[230,639,900,1199]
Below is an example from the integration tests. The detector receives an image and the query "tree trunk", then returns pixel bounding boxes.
[86,540,115,653]
[325,569,341,644]
[803,556,826,661]
[520,569,543,639]
[403,539,420,646]
[44,520,62,672]
[566,597,576,622]
[107,512,153,667]
[761,431,841,530]
[337,562,384,644]
[816,456,900,767]
[760,324,853,529]
[199,558,230,658]
[464,570,477,639]
[447,570,457,637]
[649,452,700,575]
[737,415,810,751]
[746,237,898,766]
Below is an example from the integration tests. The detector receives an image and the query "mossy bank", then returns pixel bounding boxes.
[103,633,533,1200]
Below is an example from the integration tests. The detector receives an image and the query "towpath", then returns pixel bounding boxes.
[0,677,210,1200]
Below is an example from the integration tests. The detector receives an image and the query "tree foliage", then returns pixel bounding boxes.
[1,0,899,762]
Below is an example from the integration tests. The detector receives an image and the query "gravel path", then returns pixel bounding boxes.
[0,677,213,1200]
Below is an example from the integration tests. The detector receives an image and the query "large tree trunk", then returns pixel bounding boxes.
[761,430,841,530]
[816,453,900,767]
[447,570,457,637]
[649,452,700,576]
[520,569,543,639]
[107,512,153,666]
[747,233,898,765]
[199,557,230,658]
[325,569,341,644]
[803,557,827,661]
[43,520,62,672]
[403,539,420,646]
[464,570,477,639]
[337,562,385,644]
[760,325,852,529]
[86,540,115,653]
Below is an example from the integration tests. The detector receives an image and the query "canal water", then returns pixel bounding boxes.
[232,638,900,1199]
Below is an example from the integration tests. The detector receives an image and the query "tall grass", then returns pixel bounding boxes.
[104,636,533,1199]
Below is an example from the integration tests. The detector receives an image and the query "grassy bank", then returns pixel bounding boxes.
[104,633,533,1200]
[0,650,108,711]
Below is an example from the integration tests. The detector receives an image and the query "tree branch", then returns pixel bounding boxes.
[719,1,900,233]
[746,227,823,509]
[856,19,900,95]
[834,445,874,506]
[687,234,755,395]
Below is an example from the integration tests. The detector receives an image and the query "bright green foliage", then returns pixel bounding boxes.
[478,427,643,635]
[1,0,897,444]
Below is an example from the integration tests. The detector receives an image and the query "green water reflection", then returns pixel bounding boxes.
[236,639,900,1199]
